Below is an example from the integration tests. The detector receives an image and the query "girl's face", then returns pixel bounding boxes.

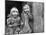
[10,7,19,16]
[11,10,19,15]
[23,4,30,14]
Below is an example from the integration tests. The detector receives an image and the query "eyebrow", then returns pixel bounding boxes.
[12,11,18,12]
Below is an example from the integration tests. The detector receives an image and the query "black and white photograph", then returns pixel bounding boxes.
[5,0,44,35]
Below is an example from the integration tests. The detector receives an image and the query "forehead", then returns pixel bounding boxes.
[11,7,18,12]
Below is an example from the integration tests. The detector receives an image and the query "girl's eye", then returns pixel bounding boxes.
[13,11,16,12]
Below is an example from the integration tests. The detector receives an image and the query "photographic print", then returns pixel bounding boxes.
[5,0,44,35]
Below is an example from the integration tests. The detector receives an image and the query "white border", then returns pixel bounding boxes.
[8,0,44,2]
[0,0,5,35]
[0,0,45,35]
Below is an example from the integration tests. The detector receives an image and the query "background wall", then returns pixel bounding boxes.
[32,2,44,33]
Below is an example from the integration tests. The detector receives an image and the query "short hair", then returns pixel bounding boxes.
[23,4,30,11]
[10,7,18,13]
